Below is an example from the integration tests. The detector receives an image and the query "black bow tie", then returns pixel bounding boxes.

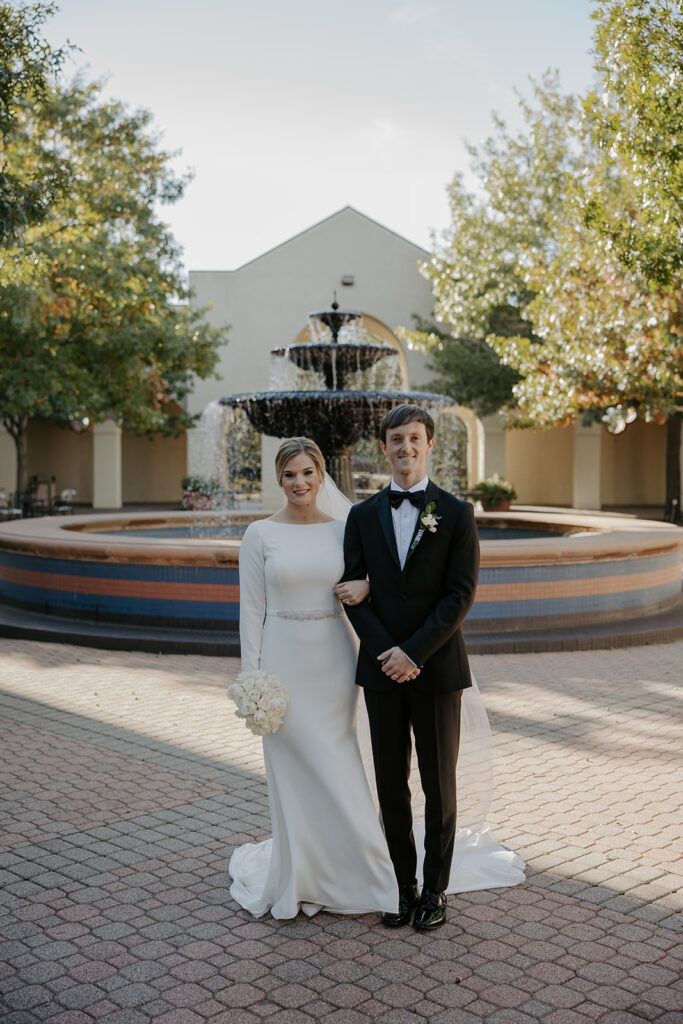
[390,489,426,509]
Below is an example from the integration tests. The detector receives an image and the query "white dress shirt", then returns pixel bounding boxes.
[390,475,429,570]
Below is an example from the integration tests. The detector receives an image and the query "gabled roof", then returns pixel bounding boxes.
[231,205,430,271]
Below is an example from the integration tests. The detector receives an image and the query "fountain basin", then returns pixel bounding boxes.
[271,343,396,389]
[222,389,455,498]
[221,390,450,454]
[0,509,680,653]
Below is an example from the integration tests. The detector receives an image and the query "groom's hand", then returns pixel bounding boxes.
[378,647,421,683]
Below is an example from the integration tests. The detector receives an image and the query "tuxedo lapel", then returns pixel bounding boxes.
[403,479,440,570]
[375,487,401,570]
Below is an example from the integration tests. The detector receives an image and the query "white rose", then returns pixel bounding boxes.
[231,672,288,735]
[422,513,438,530]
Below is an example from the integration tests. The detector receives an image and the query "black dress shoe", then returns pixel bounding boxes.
[413,888,447,931]
[381,880,420,927]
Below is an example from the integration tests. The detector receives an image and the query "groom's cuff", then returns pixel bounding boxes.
[400,648,417,668]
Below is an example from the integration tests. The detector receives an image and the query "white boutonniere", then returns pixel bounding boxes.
[410,501,441,552]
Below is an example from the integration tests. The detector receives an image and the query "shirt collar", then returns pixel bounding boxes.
[390,475,429,493]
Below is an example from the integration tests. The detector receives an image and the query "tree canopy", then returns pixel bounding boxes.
[405,6,682,514]
[0,1,71,242]
[584,0,683,288]
[0,78,226,493]
[401,74,589,425]
[401,316,519,419]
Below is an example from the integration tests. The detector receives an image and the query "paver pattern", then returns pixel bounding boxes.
[0,637,681,1024]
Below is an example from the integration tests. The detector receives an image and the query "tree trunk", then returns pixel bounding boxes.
[2,415,28,497]
[665,411,681,523]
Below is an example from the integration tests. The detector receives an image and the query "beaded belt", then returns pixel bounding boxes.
[269,607,342,621]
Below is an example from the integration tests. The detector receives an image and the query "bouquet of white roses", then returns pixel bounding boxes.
[227,669,289,735]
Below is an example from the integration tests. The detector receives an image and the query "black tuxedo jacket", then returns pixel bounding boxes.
[341,480,479,695]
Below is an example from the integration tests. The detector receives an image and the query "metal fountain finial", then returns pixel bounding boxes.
[311,295,361,345]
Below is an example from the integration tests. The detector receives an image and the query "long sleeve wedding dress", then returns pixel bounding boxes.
[229,517,399,919]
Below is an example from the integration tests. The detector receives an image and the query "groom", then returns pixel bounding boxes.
[339,404,479,931]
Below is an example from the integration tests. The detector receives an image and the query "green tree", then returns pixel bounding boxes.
[581,0,683,517]
[400,315,519,418]
[415,68,682,516]
[404,74,588,421]
[0,1,71,242]
[499,209,681,433]
[0,79,226,494]
[417,76,584,342]
[584,0,683,288]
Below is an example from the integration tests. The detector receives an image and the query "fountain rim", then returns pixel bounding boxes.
[270,341,396,353]
[308,308,361,321]
[1,508,681,570]
[218,388,455,404]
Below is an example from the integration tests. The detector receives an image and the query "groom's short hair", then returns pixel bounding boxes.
[380,404,435,444]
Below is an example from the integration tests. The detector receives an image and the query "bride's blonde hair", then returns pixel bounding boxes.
[275,437,326,486]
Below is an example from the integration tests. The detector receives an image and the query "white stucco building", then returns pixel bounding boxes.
[0,206,669,512]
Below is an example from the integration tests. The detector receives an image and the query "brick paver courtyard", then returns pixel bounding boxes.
[0,638,681,1024]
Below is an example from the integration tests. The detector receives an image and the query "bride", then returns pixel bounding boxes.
[229,436,524,920]
[230,437,398,918]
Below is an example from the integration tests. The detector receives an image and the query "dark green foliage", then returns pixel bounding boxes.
[0,79,226,492]
[413,317,520,418]
[0,2,72,241]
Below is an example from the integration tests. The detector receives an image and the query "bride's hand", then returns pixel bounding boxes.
[334,579,370,606]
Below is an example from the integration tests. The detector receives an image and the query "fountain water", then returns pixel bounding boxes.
[221,300,454,498]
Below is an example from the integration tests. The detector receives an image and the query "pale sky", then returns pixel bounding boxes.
[45,0,596,274]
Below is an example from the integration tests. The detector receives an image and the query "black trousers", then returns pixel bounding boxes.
[364,686,462,894]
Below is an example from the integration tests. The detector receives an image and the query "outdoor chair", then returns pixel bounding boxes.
[52,488,77,515]
[26,474,57,516]
[0,490,23,521]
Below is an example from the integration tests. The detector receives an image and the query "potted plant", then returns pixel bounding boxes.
[181,475,221,510]
[470,474,517,511]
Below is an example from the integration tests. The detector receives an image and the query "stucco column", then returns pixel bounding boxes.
[0,423,17,494]
[573,420,602,510]
[185,425,204,479]
[261,435,281,511]
[481,413,507,480]
[93,420,122,509]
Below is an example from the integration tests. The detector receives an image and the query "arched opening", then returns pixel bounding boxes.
[452,405,485,489]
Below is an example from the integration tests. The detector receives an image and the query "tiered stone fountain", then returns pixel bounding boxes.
[221,301,450,498]
[1,304,680,656]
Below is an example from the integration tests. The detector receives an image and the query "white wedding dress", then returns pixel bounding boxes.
[230,515,525,920]
[230,518,399,918]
